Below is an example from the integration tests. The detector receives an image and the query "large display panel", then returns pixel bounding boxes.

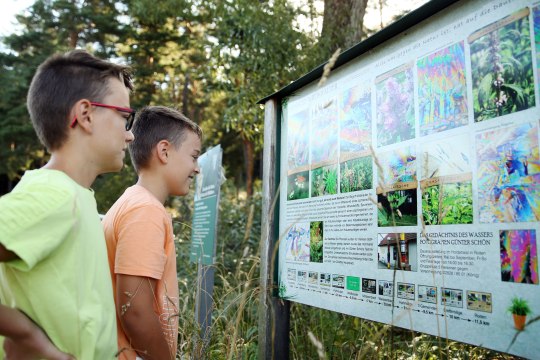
[278,0,540,357]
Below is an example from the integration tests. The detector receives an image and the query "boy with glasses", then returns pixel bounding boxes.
[0,50,135,359]
[103,106,202,359]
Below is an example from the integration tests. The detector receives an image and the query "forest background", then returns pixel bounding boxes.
[0,0,520,358]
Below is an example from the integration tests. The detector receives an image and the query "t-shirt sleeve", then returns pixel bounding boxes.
[0,184,75,271]
[114,205,167,280]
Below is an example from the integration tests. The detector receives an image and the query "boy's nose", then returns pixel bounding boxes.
[126,130,135,143]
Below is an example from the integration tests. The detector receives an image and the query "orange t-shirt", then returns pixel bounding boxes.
[103,185,179,360]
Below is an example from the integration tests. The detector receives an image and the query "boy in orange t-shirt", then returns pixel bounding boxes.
[103,106,202,359]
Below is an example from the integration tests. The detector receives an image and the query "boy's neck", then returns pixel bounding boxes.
[136,172,168,204]
[43,154,98,189]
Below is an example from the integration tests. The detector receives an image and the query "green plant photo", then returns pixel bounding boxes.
[507,296,531,316]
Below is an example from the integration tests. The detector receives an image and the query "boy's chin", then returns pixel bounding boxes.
[101,162,125,175]
[170,185,189,197]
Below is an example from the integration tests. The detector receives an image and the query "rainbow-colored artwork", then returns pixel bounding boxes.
[375,66,415,147]
[500,229,538,284]
[476,122,540,223]
[287,110,310,170]
[378,146,417,185]
[417,42,468,136]
[534,6,540,86]
[339,85,371,155]
[285,223,310,262]
[311,98,338,165]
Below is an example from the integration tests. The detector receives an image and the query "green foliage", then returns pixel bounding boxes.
[290,306,516,359]
[378,190,417,227]
[422,182,473,225]
[173,180,262,359]
[206,0,319,150]
[0,0,126,184]
[388,191,407,210]
[340,157,372,193]
[311,165,338,197]
[287,171,309,201]
[309,221,323,263]
[507,297,531,316]
[471,15,535,121]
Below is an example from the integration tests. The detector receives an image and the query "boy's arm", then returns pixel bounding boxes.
[0,305,74,360]
[0,243,18,262]
[116,274,173,360]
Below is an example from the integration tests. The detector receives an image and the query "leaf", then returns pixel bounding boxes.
[502,83,525,107]
[477,73,493,109]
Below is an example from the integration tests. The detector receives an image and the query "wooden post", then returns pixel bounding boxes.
[258,98,290,359]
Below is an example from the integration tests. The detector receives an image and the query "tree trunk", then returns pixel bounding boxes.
[243,136,255,198]
[321,0,369,53]
[182,72,190,116]
[69,30,78,48]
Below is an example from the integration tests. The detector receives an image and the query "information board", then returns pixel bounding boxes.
[278,0,540,357]
[190,145,222,265]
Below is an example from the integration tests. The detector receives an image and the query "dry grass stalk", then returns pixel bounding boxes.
[318,48,341,87]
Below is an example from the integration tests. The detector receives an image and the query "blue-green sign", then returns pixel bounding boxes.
[190,145,222,265]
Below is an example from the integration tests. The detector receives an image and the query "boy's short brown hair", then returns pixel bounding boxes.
[27,50,133,151]
[129,106,202,172]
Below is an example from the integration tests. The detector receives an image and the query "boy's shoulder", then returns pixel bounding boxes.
[106,185,167,219]
[117,185,163,206]
[11,169,81,195]
[0,169,89,245]
[2,169,79,207]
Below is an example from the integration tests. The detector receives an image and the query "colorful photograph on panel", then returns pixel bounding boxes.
[377,232,417,271]
[420,135,473,225]
[466,291,492,313]
[476,122,540,223]
[377,190,418,227]
[379,280,393,297]
[469,8,535,122]
[441,288,463,308]
[375,65,415,146]
[320,273,332,287]
[339,85,372,155]
[311,98,338,165]
[287,109,310,170]
[310,221,324,263]
[311,164,338,197]
[340,156,373,193]
[418,285,437,304]
[332,274,345,288]
[362,278,377,294]
[500,229,538,284]
[378,146,417,185]
[285,223,311,262]
[397,283,415,300]
[417,42,468,136]
[535,6,540,86]
[376,147,418,226]
[287,170,309,201]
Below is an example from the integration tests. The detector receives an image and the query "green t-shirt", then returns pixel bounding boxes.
[0,169,117,359]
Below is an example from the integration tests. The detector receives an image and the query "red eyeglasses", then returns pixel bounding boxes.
[70,102,136,131]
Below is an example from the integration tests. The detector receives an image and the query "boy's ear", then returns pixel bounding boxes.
[72,99,93,133]
[156,140,171,164]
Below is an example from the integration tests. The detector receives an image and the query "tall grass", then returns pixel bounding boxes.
[169,181,521,359]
